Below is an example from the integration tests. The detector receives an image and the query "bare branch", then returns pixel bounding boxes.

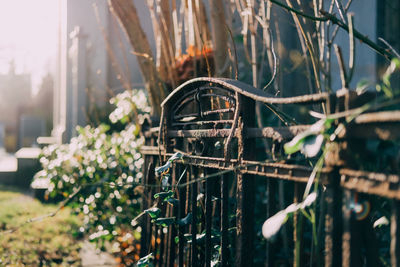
[334,44,348,88]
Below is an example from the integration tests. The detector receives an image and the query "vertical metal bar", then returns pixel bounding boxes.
[139,123,154,257]
[293,183,305,267]
[178,165,187,267]
[342,189,365,267]
[205,170,213,267]
[235,171,255,267]
[221,173,229,267]
[324,168,342,267]
[235,96,256,267]
[168,166,178,267]
[142,161,156,257]
[364,215,380,267]
[185,168,190,264]
[342,189,352,267]
[266,179,276,267]
[153,226,159,266]
[160,210,167,267]
[191,167,198,267]
[391,200,400,267]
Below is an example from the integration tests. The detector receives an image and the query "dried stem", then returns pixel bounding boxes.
[268,0,393,60]
[334,44,348,88]
[347,13,355,85]
[108,0,166,116]
[209,0,229,77]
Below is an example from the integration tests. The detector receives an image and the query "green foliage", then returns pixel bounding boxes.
[109,89,151,124]
[34,89,150,247]
[284,118,334,157]
[144,207,161,219]
[137,253,154,267]
[153,190,174,200]
[262,192,317,240]
[0,186,82,266]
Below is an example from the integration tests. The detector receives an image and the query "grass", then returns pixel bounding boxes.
[0,185,82,266]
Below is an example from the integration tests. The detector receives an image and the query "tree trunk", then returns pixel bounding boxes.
[108,0,166,116]
[209,0,229,77]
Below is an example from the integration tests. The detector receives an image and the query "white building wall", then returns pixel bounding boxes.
[54,0,155,143]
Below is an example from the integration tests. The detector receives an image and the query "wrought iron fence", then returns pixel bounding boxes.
[139,77,400,267]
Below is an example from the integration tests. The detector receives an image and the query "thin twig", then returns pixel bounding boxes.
[268,0,392,59]
[225,23,239,80]
[334,44,348,88]
[334,0,347,23]
[347,13,355,85]
[285,0,322,93]
[379,37,400,59]
[269,0,327,21]
[262,29,277,91]
[320,10,392,60]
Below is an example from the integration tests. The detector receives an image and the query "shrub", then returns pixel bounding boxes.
[35,89,149,251]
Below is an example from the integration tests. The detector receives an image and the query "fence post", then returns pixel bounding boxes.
[294,183,305,267]
[342,189,362,267]
[391,200,400,267]
[324,167,342,267]
[235,96,256,267]
[220,173,230,267]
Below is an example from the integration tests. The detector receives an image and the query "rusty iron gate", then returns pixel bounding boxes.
[139,77,400,267]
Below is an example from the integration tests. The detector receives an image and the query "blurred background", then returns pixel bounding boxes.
[0,0,155,154]
[0,0,399,266]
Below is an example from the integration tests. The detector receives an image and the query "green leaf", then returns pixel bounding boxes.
[300,192,317,208]
[144,207,161,219]
[137,253,154,267]
[154,190,174,201]
[168,152,183,162]
[214,141,222,149]
[98,124,110,133]
[284,119,328,157]
[185,229,221,244]
[262,211,288,240]
[166,197,179,206]
[301,134,324,158]
[263,192,318,240]
[373,216,389,228]
[356,79,371,94]
[382,84,394,98]
[154,217,176,227]
[197,193,204,202]
[283,132,308,155]
[161,175,170,190]
[155,161,171,176]
[381,58,400,97]
[177,213,192,226]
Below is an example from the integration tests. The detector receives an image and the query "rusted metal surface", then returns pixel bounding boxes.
[235,96,256,267]
[139,77,400,267]
[190,167,198,267]
[344,122,400,140]
[161,77,330,107]
[391,200,400,267]
[324,169,342,267]
[205,170,213,267]
[220,173,229,267]
[354,110,400,123]
[245,125,310,140]
[167,125,310,140]
[293,183,305,267]
[340,169,400,199]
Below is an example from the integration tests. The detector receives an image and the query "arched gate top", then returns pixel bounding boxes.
[161,77,329,109]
